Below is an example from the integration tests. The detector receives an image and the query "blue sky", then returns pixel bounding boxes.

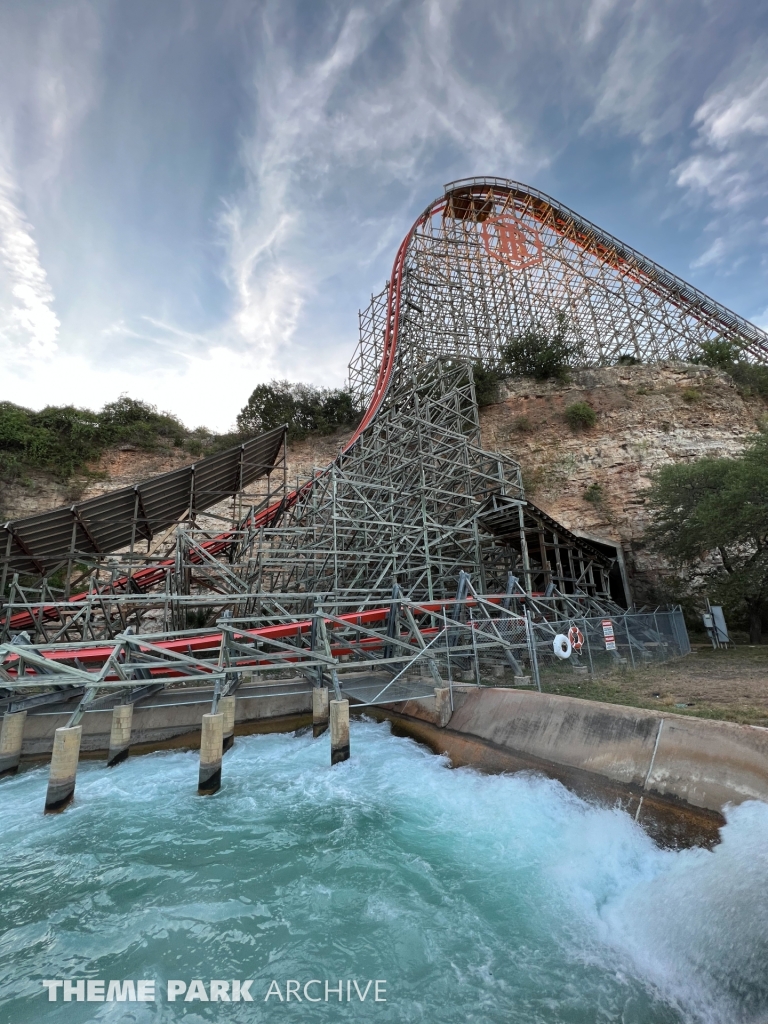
[1,0,767,431]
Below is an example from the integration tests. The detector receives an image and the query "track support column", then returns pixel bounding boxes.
[330,699,350,765]
[45,726,82,813]
[313,687,330,737]
[107,704,133,767]
[198,713,223,795]
[0,711,27,777]
[220,696,236,753]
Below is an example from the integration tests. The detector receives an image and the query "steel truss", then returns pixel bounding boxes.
[2,176,764,710]
[350,177,768,407]
[0,585,690,722]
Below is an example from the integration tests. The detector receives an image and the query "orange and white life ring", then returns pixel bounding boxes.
[568,625,584,652]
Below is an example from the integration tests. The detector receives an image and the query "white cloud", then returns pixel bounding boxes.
[582,0,619,43]
[673,46,768,267]
[586,1,686,144]
[0,170,59,357]
[695,70,768,147]
[218,1,541,387]
[676,56,768,210]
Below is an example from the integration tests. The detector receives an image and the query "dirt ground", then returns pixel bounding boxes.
[542,639,768,728]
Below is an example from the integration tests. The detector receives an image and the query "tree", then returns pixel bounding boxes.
[645,430,768,643]
[237,382,299,436]
[502,312,573,381]
[236,380,360,441]
[694,337,768,398]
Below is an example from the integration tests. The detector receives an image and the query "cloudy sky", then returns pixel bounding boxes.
[1,0,767,431]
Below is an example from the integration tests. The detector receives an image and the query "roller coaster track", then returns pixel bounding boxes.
[5,199,418,641]
[4,177,768,672]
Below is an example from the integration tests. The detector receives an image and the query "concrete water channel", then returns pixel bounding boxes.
[4,669,767,850]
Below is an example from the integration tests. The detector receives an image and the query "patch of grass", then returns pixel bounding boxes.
[564,401,597,430]
[513,415,532,432]
[682,388,701,403]
[521,466,545,496]
[542,672,768,727]
[541,645,768,728]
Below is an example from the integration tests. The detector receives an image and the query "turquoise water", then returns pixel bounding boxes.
[0,719,767,1024]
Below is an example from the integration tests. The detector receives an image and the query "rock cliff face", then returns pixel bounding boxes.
[0,431,355,523]
[2,363,764,602]
[0,445,199,522]
[479,362,767,601]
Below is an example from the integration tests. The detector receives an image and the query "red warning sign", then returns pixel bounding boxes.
[601,619,616,651]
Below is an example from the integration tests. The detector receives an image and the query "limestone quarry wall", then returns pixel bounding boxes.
[479,362,767,601]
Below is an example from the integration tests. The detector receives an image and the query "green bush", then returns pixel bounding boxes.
[513,415,532,432]
[472,363,505,406]
[564,401,597,430]
[0,396,190,483]
[682,388,701,403]
[583,482,603,504]
[617,353,641,365]
[502,313,573,381]
[236,381,361,441]
[694,338,768,399]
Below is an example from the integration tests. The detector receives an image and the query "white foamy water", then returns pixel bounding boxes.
[0,718,766,1023]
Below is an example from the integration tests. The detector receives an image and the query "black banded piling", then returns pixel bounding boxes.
[107,704,133,767]
[313,687,330,737]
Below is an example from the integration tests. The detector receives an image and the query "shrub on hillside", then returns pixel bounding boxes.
[564,401,597,430]
[502,313,573,382]
[471,363,505,406]
[694,338,768,399]
[583,481,603,504]
[0,396,188,482]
